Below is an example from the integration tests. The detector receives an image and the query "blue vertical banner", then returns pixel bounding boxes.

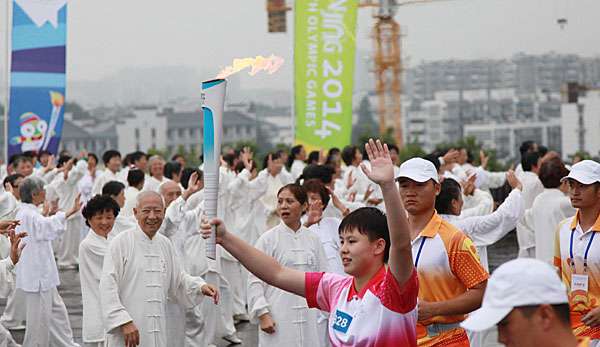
[7,0,67,157]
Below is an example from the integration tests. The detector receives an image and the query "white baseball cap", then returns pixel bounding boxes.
[396,158,440,183]
[561,160,600,185]
[461,258,568,332]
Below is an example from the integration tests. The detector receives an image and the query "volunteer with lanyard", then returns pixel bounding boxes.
[554,160,600,345]
[397,158,489,347]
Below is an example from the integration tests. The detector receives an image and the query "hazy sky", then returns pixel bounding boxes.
[1,0,599,90]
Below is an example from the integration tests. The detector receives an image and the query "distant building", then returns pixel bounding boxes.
[464,118,561,161]
[561,89,600,160]
[116,106,167,153]
[163,106,257,155]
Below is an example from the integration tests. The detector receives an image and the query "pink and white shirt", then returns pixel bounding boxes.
[305,266,418,347]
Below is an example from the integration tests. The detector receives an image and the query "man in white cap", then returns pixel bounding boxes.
[554,160,600,344]
[396,157,489,346]
[461,258,589,347]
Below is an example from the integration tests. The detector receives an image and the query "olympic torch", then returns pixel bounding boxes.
[42,91,64,150]
[202,78,226,260]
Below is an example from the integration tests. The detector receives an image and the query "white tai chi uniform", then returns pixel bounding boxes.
[100,225,207,347]
[516,170,544,257]
[92,168,125,196]
[143,176,170,192]
[122,186,141,217]
[79,230,113,347]
[441,189,524,347]
[248,222,328,347]
[290,159,306,181]
[520,188,576,265]
[49,160,88,268]
[15,203,79,347]
[0,257,22,347]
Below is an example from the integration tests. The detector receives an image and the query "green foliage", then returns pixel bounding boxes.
[356,127,396,147]
[398,142,427,163]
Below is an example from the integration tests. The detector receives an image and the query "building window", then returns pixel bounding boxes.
[135,128,140,139]
[151,128,156,139]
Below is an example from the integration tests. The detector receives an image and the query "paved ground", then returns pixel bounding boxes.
[0,231,518,346]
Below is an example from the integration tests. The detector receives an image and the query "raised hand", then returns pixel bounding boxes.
[442,149,459,165]
[8,229,26,264]
[506,170,523,191]
[0,220,19,235]
[360,139,394,185]
[479,150,489,169]
[66,194,82,218]
[241,147,253,171]
[345,171,356,189]
[304,200,323,227]
[363,184,374,202]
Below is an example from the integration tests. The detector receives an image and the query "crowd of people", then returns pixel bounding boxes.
[0,138,598,347]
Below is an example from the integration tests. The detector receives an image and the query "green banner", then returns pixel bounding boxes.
[294,0,358,151]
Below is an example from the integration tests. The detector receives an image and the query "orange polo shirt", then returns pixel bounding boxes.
[412,212,489,346]
[555,211,600,339]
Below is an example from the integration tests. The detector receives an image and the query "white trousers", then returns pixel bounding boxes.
[56,217,81,268]
[220,259,247,316]
[23,288,79,347]
[166,299,185,347]
[185,271,218,347]
[0,287,26,328]
[0,322,19,347]
[217,272,237,339]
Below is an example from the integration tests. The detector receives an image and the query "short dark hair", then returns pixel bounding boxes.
[87,152,98,164]
[101,181,125,197]
[127,169,145,187]
[435,178,462,215]
[299,164,334,185]
[21,151,37,160]
[3,174,24,190]
[277,184,308,205]
[538,145,548,158]
[519,141,536,156]
[307,151,320,165]
[130,151,147,165]
[302,179,330,210]
[288,145,303,168]
[522,152,541,172]
[57,155,72,168]
[341,146,358,166]
[539,158,569,189]
[81,194,120,227]
[180,168,203,189]
[517,303,571,326]
[102,150,121,165]
[163,161,182,179]
[171,154,184,161]
[262,152,281,170]
[339,207,391,263]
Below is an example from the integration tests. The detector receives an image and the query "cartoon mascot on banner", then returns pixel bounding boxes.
[10,112,48,152]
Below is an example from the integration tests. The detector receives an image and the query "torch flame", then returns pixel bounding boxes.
[216,54,284,79]
[50,91,64,107]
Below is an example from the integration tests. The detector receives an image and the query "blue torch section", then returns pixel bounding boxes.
[202,79,225,90]
[202,107,215,162]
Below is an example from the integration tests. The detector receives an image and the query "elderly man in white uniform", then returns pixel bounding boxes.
[15,176,81,347]
[99,191,218,347]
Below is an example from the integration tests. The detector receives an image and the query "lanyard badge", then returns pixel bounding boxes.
[569,230,596,294]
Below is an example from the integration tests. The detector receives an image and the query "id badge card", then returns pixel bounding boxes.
[332,309,354,334]
[571,274,589,294]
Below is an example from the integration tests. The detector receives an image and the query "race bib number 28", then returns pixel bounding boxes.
[333,310,353,334]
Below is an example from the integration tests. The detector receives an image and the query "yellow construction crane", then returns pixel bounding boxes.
[266,0,451,148]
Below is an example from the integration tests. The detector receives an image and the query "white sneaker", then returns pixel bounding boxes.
[223,333,242,344]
